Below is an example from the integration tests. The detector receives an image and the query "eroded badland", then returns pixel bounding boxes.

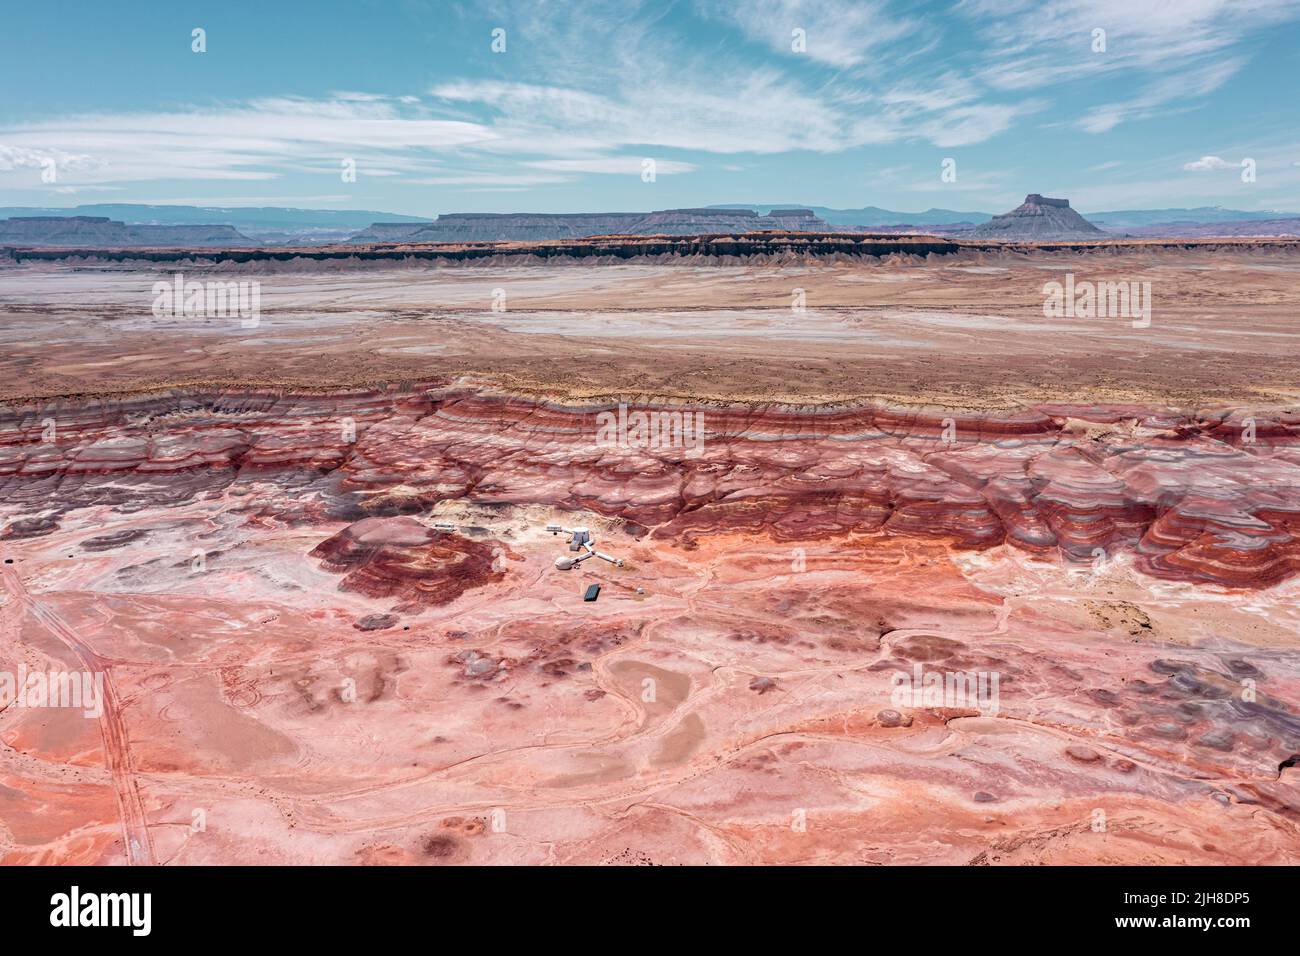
[1,242,1298,865]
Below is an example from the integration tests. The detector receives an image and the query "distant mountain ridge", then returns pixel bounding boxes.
[0,215,251,247]
[1086,206,1300,227]
[715,202,1300,231]
[710,203,991,227]
[0,204,432,243]
[349,208,829,243]
[5,201,1300,245]
[1116,217,1300,238]
[0,204,432,227]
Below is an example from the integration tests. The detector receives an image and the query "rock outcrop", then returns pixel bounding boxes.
[964,195,1107,241]
[0,215,252,247]
[310,515,507,607]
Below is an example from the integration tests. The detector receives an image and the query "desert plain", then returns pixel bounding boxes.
[1,241,1298,865]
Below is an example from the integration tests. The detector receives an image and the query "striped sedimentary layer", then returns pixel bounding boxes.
[1,386,1298,588]
[308,515,508,607]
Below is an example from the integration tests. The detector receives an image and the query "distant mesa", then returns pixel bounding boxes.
[348,221,443,243]
[0,215,252,247]
[6,201,1300,246]
[964,195,1107,241]
[347,207,829,243]
[13,201,1300,248]
[0,203,434,244]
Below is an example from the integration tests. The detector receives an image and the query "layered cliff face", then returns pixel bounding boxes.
[965,195,1107,241]
[347,207,831,243]
[6,231,954,265]
[0,215,252,247]
[2,387,1297,589]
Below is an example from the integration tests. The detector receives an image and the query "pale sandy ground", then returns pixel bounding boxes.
[3,247,1300,408]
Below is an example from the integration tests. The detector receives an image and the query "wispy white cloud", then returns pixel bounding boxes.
[0,95,494,186]
[429,76,869,154]
[3,0,1297,209]
[697,0,924,68]
[0,144,103,173]
[1184,155,1236,171]
[127,194,357,206]
[433,1,1035,155]
[49,184,126,195]
[1067,141,1300,210]
[407,171,572,187]
[527,157,696,175]
[961,0,1299,133]
[1077,56,1243,133]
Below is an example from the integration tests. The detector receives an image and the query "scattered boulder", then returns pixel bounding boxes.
[749,676,778,694]
[354,613,399,631]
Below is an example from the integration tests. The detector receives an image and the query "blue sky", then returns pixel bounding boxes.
[2,0,1298,215]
